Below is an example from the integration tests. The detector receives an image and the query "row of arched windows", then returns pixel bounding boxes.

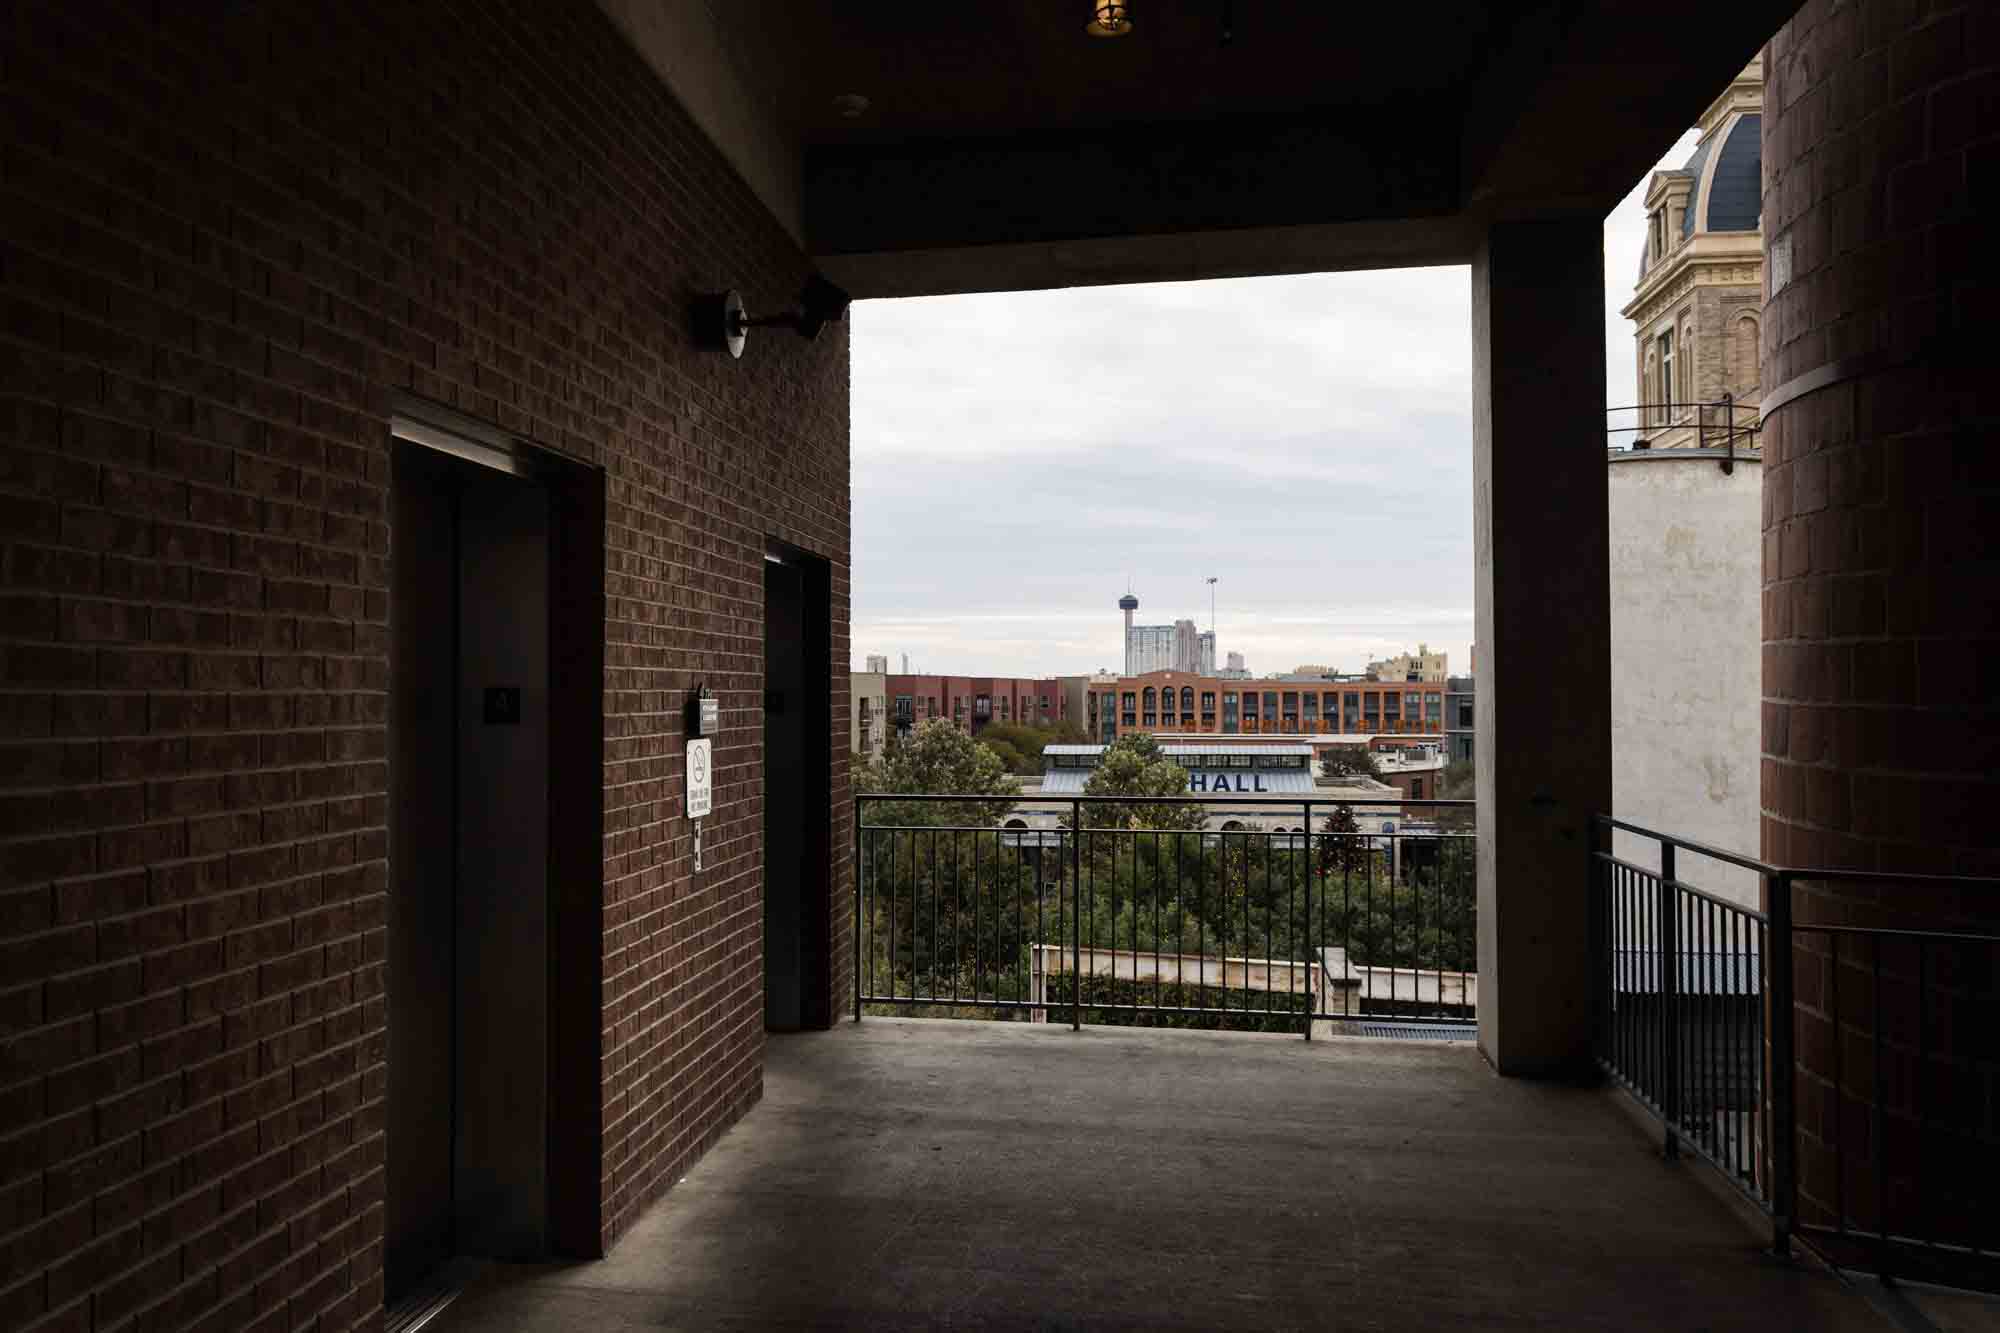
[1140,687,1198,711]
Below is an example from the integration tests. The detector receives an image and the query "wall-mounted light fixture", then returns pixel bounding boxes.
[694,275,852,360]
[1085,1,1133,37]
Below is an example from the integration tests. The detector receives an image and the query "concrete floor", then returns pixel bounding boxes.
[431,1019,1887,1331]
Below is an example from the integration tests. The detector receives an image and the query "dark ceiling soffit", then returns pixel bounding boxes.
[1460,0,1795,218]
[803,109,1460,258]
[1456,0,1573,205]
[816,216,1480,301]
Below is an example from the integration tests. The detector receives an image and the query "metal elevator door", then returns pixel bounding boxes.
[387,444,550,1301]
[762,544,833,1032]
[763,558,806,1031]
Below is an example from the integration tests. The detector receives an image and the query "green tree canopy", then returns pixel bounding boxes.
[855,718,1016,827]
[1314,801,1371,876]
[1077,733,1207,831]
[1436,759,1475,830]
[978,736,1032,775]
[1319,745,1385,782]
[976,720,1087,775]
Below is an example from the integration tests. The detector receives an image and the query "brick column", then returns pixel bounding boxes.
[1762,0,2000,1252]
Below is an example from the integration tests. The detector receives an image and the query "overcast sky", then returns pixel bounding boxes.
[852,128,1703,682]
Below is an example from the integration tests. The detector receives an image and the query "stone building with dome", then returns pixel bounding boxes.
[1607,58,1767,907]
[1621,58,1765,446]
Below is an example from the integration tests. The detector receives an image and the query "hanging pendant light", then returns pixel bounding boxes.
[1086,2,1133,38]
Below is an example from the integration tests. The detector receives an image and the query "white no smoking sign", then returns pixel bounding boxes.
[686,738,713,819]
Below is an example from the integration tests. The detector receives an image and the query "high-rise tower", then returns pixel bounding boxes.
[1118,592,1139,673]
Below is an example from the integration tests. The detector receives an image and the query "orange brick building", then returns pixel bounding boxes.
[1088,670,1445,745]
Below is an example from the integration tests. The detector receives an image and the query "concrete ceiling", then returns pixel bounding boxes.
[601,0,1798,297]
[712,3,1506,144]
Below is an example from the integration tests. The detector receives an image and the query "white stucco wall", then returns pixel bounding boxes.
[1608,452,1763,908]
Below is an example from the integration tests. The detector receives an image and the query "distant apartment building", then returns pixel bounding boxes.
[1219,651,1249,679]
[851,671,888,764]
[865,653,889,674]
[1125,621,1178,674]
[1372,745,1448,802]
[1119,592,1213,675]
[1445,674,1476,764]
[1367,644,1448,682]
[1058,674,1100,733]
[1088,669,1445,747]
[887,674,1069,738]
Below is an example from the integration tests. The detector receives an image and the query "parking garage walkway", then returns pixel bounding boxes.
[431,1018,1885,1331]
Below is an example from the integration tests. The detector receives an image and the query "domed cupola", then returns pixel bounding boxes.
[1696,112,1761,236]
[1635,63,1763,282]
[1621,58,1766,446]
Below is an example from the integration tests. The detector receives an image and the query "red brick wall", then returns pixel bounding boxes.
[883,675,1060,733]
[1762,0,1997,1248]
[1761,0,1999,880]
[0,2,850,1328]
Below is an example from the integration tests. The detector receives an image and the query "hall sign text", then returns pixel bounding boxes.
[1186,772,1271,793]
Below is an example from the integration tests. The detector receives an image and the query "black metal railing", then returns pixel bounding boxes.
[1592,819,1776,1221]
[1606,396,1763,473]
[1592,817,2000,1291]
[855,795,1476,1036]
[1781,867,2000,1291]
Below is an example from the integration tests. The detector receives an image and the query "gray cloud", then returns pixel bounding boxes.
[854,131,1705,681]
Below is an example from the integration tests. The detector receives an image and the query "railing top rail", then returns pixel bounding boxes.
[1794,922,2000,945]
[857,792,1474,807]
[1597,816,2000,892]
[1594,814,1776,876]
[1594,853,1770,922]
[1782,867,2000,892]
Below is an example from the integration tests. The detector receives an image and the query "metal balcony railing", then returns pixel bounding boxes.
[1592,817,2000,1291]
[1606,396,1764,473]
[1593,821,1773,1215]
[855,795,1475,1037]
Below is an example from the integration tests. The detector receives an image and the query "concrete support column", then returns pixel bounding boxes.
[1472,219,1612,1077]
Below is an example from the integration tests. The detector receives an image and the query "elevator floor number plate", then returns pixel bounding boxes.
[686,738,713,819]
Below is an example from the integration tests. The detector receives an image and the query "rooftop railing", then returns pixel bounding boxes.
[855,794,1475,1037]
[1606,395,1763,472]
[1592,817,2000,1292]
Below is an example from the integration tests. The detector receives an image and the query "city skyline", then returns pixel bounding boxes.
[852,132,1697,680]
[856,584,1462,681]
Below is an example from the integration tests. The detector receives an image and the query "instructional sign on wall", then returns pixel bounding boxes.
[686,739,713,819]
